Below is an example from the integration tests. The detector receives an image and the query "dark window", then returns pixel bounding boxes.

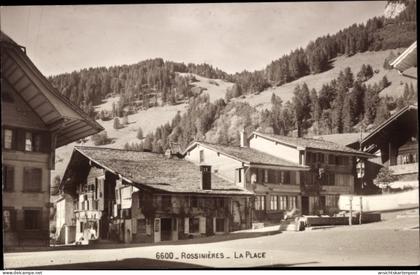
[306,152,312,164]
[189,218,200,233]
[279,171,290,184]
[80,222,84,233]
[328,155,335,165]
[238,168,242,183]
[190,197,198,208]
[318,153,324,163]
[267,170,276,183]
[2,165,14,192]
[254,196,265,210]
[23,167,42,192]
[162,195,171,209]
[33,134,42,152]
[215,198,224,208]
[311,153,317,163]
[24,209,41,230]
[215,218,224,232]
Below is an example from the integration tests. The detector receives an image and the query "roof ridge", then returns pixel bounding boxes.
[75,145,160,154]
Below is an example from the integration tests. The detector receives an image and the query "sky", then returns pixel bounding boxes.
[1,2,387,76]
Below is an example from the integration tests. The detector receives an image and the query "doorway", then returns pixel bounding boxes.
[160,218,172,241]
[301,196,309,215]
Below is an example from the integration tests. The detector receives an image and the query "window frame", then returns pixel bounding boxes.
[189,217,200,233]
[2,165,15,192]
[23,167,43,193]
[3,128,14,150]
[3,207,16,232]
[254,195,266,211]
[25,131,33,152]
[215,218,225,233]
[270,195,279,211]
[279,196,288,210]
[23,208,42,231]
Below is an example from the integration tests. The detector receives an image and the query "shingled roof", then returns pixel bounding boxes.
[73,146,252,196]
[313,133,368,148]
[251,132,373,158]
[185,141,309,169]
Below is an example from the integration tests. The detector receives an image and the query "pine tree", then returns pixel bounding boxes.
[137,127,144,139]
[113,117,122,129]
[310,88,321,134]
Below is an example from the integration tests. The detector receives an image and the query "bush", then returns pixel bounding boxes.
[136,127,144,139]
[122,115,129,125]
[113,118,123,129]
[91,131,111,146]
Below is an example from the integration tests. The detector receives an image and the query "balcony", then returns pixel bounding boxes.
[390,163,418,176]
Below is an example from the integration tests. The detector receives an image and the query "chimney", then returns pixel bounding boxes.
[240,129,248,147]
[200,165,212,190]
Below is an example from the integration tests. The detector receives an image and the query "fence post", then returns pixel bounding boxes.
[349,196,353,226]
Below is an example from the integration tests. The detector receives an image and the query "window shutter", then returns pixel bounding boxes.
[11,209,17,231]
[4,166,14,191]
[213,217,216,233]
[199,217,206,234]
[16,129,25,151]
[41,133,51,153]
[184,217,189,234]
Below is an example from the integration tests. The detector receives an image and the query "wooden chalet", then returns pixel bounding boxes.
[59,147,253,244]
[1,31,103,247]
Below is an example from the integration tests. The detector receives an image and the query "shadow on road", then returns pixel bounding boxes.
[20,258,207,269]
[19,258,319,269]
[5,230,282,253]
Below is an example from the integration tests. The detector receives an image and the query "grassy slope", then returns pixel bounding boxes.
[179,73,234,102]
[236,49,417,110]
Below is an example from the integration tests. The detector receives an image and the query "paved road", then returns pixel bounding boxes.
[4,213,419,269]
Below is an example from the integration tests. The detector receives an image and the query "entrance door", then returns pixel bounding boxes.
[301,196,309,215]
[160,218,172,241]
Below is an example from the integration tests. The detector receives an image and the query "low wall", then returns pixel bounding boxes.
[338,189,419,212]
[303,213,381,226]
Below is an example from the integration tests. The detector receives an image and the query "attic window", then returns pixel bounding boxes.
[217,152,220,157]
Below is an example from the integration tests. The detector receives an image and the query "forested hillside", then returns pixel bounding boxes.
[51,1,416,149]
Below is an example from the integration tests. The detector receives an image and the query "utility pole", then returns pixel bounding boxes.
[349,196,353,226]
[359,196,363,225]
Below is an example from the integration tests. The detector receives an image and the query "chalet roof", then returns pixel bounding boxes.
[0,31,103,147]
[69,146,253,196]
[313,133,368,147]
[361,105,418,150]
[390,41,417,72]
[251,132,373,158]
[184,141,309,170]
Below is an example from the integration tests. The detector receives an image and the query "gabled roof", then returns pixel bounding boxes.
[313,133,368,148]
[251,131,373,158]
[0,31,103,147]
[184,141,309,170]
[390,41,417,72]
[63,146,252,196]
[361,104,418,149]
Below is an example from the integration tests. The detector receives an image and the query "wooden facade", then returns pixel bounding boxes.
[1,32,103,247]
[58,147,252,245]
